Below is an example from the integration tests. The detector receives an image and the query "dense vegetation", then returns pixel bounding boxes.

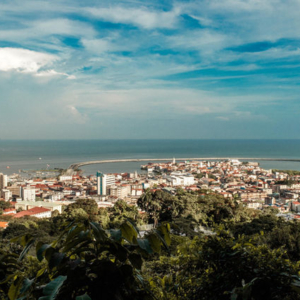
[272,169,300,176]
[1,190,300,299]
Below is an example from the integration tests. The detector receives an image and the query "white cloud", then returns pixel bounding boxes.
[81,39,114,54]
[0,19,96,48]
[208,0,274,12]
[31,19,96,38]
[0,47,76,79]
[168,29,238,57]
[66,105,87,124]
[0,47,57,73]
[35,69,75,79]
[68,88,236,117]
[85,6,181,29]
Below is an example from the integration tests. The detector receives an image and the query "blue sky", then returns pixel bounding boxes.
[0,0,300,139]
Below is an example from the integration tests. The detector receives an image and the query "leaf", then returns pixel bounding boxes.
[120,221,138,243]
[231,291,238,300]
[129,253,143,270]
[65,225,85,243]
[18,238,35,262]
[0,274,15,285]
[109,244,128,263]
[39,275,67,300]
[36,267,46,278]
[291,279,300,293]
[162,274,173,290]
[36,243,52,262]
[19,278,34,294]
[49,253,65,270]
[62,231,90,253]
[232,243,240,250]
[126,219,140,235]
[146,233,161,253]
[108,229,122,242]
[76,294,92,300]
[154,230,169,251]
[44,247,56,263]
[156,223,171,246]
[10,234,32,247]
[137,239,153,254]
[20,234,33,247]
[8,276,23,300]
[89,222,107,243]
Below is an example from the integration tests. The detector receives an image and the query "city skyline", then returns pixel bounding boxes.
[0,0,300,139]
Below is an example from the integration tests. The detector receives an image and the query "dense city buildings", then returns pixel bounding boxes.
[1,159,300,220]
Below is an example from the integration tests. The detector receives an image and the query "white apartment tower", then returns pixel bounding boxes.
[0,173,8,190]
[22,187,36,202]
[97,172,115,196]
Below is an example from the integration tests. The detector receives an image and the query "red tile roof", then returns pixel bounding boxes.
[3,208,16,214]
[0,222,8,229]
[14,207,51,218]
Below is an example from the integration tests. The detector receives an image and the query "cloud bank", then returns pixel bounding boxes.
[0,0,299,139]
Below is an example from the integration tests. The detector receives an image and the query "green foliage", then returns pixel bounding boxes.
[277,179,297,186]
[63,199,99,220]
[107,200,147,228]
[0,201,12,214]
[138,190,168,226]
[208,173,217,180]
[2,191,300,299]
[39,275,67,300]
[146,231,300,300]
[195,173,204,179]
[273,169,300,176]
[137,190,261,236]
[0,219,171,300]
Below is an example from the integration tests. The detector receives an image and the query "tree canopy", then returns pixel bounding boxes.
[1,191,300,299]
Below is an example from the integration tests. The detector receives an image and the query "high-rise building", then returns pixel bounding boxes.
[0,173,8,190]
[97,172,115,196]
[1,189,12,201]
[22,187,36,202]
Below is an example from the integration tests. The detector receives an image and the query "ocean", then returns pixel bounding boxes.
[1,139,300,176]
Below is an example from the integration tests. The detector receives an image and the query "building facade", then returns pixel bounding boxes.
[0,173,7,190]
[97,172,115,196]
[109,185,130,199]
[22,187,36,202]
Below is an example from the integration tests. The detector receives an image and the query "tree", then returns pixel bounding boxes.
[145,230,300,300]
[64,199,99,220]
[0,220,172,300]
[0,201,12,215]
[108,200,147,228]
[138,190,165,227]
[51,209,60,218]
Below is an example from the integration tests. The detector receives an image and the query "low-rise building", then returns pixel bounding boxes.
[15,201,62,214]
[14,207,52,218]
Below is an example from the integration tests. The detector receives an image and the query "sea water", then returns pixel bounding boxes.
[1,139,300,175]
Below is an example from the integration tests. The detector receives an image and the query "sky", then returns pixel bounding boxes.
[0,0,300,139]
